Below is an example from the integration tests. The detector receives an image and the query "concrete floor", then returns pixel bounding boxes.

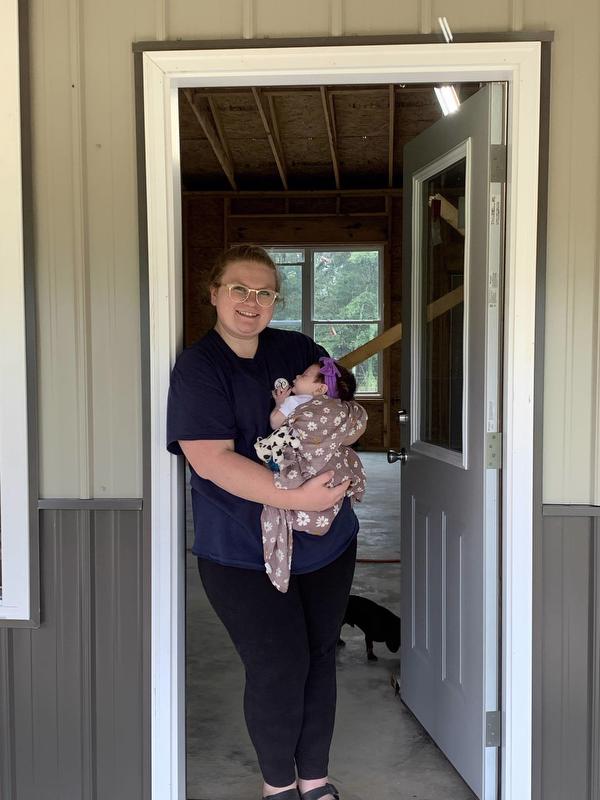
[185,452,476,800]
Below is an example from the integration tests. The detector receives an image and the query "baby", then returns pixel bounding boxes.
[255,357,367,592]
[270,361,349,429]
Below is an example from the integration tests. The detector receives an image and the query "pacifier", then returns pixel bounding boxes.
[274,378,289,391]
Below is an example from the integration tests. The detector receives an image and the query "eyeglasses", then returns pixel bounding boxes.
[220,283,279,308]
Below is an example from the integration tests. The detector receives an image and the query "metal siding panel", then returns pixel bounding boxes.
[343,0,419,33]
[539,515,592,800]
[536,0,600,504]
[0,629,16,799]
[0,510,146,799]
[168,0,245,39]
[29,0,87,497]
[255,0,331,37]
[431,0,511,31]
[93,510,145,800]
[591,518,600,800]
[80,0,152,498]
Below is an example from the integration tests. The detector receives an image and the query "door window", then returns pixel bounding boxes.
[411,144,469,467]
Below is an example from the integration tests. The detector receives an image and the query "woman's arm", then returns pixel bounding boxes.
[180,439,349,512]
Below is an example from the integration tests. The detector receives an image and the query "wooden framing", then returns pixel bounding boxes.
[430,192,464,235]
[252,87,288,189]
[388,83,395,187]
[320,86,341,189]
[183,89,237,190]
[206,96,235,175]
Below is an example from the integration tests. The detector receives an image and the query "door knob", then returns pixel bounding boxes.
[387,448,408,464]
[397,409,409,424]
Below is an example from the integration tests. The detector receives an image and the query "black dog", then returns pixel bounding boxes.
[340,594,401,661]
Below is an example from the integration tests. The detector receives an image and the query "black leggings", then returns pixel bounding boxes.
[197,538,357,787]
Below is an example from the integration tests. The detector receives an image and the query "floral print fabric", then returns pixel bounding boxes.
[261,397,367,592]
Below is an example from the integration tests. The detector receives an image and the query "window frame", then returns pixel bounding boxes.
[0,0,39,626]
[267,244,385,396]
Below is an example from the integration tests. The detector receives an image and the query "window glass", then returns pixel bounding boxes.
[313,250,379,321]
[420,158,466,452]
[266,246,383,394]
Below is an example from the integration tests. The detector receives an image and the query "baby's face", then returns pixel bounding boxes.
[292,364,326,397]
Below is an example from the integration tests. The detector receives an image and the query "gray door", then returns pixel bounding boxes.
[399,84,505,799]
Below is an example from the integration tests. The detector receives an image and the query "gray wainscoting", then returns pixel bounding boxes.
[1,506,600,799]
[535,512,600,800]
[0,508,148,800]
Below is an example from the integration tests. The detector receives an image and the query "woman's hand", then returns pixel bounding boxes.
[293,470,351,512]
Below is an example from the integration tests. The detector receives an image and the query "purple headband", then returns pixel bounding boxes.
[319,357,341,398]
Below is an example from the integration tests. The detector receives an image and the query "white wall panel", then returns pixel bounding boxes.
[30,0,90,497]
[431,0,512,32]
[29,0,600,502]
[80,0,154,497]
[254,0,331,37]
[532,0,600,503]
[30,0,155,497]
[168,0,245,40]
[343,0,419,34]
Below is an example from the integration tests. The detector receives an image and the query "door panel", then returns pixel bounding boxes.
[400,84,505,799]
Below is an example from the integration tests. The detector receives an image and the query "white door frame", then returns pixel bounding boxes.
[141,41,541,800]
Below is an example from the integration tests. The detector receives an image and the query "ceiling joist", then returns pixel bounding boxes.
[320,87,341,190]
[207,96,235,172]
[388,84,395,188]
[183,89,237,191]
[252,88,288,190]
[266,95,288,179]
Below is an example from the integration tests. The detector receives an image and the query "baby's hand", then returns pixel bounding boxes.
[272,386,292,406]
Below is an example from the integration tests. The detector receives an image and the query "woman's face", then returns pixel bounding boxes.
[210,260,277,341]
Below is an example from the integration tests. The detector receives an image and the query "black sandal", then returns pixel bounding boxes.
[263,790,300,800]
[299,784,339,800]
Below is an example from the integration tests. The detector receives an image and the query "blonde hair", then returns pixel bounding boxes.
[207,245,281,294]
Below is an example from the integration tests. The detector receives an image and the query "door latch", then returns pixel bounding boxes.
[387,448,408,465]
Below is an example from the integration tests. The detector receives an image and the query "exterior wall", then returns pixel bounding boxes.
[6,2,599,800]
[533,513,600,800]
[27,0,600,504]
[0,510,147,800]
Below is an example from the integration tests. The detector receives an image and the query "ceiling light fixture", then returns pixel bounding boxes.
[435,17,460,116]
[438,16,453,43]
[434,85,461,116]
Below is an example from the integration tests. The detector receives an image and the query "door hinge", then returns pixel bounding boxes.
[486,710,502,747]
[490,144,507,183]
[486,432,502,469]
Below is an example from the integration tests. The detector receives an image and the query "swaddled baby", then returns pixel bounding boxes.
[255,357,367,592]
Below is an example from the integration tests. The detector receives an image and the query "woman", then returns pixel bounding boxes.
[167,245,361,800]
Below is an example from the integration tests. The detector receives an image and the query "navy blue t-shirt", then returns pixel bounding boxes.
[166,327,359,573]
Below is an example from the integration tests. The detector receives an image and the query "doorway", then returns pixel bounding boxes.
[137,38,542,800]
[179,77,486,799]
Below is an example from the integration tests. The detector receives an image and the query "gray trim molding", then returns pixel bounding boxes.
[543,504,600,517]
[132,31,555,53]
[37,499,143,511]
[532,40,552,800]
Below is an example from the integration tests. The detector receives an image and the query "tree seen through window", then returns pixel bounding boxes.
[268,247,382,393]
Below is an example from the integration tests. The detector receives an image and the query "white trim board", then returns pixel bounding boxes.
[141,41,541,800]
